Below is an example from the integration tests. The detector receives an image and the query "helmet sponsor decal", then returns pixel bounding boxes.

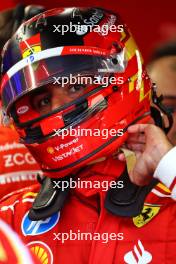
[22,46,41,59]
[83,9,104,26]
[19,33,41,57]
[17,105,29,115]
[21,211,60,236]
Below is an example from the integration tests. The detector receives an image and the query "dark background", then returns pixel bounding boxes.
[1,0,176,62]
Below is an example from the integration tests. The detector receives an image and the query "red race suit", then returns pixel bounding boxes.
[0,125,42,199]
[0,157,175,264]
[0,218,41,263]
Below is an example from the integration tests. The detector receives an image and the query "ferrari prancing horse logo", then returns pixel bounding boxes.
[133,205,160,228]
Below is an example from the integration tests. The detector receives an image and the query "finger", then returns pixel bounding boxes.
[117,153,126,161]
[127,133,146,144]
[127,124,148,134]
[127,143,145,152]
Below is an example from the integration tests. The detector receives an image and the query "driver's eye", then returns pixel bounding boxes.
[33,93,51,113]
[39,97,51,107]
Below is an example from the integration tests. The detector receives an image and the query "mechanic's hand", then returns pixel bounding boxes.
[118,124,173,185]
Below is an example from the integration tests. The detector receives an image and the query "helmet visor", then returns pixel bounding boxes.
[1,49,127,114]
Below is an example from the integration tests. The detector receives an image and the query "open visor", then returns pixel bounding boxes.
[1,47,128,114]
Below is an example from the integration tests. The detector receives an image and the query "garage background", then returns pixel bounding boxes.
[0,0,176,62]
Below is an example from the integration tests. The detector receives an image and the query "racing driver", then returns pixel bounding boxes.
[0,7,175,264]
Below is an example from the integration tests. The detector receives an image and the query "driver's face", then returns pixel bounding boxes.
[31,83,85,115]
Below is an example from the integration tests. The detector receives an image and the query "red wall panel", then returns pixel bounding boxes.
[0,0,176,61]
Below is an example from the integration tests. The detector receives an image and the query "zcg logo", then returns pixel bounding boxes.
[3,153,36,167]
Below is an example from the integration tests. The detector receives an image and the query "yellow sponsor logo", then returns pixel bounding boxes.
[28,241,53,264]
[133,205,160,228]
[22,46,41,58]
[22,192,38,199]
[22,45,41,70]
[47,147,55,154]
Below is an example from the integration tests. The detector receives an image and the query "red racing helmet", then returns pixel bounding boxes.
[0,7,151,178]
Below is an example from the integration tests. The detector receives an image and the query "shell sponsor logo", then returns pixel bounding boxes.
[47,147,55,154]
[27,241,53,264]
